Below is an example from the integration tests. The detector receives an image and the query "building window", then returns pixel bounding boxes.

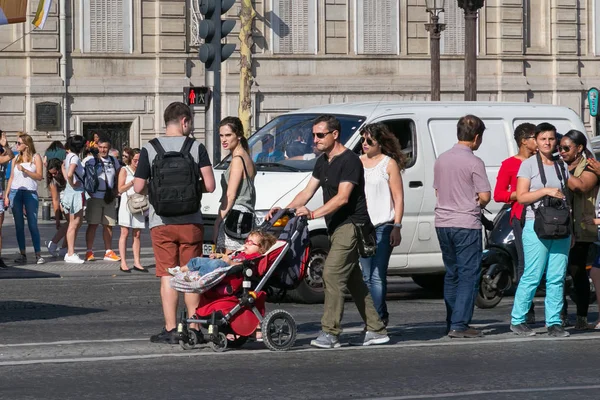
[356,0,399,55]
[271,0,317,54]
[440,0,465,55]
[82,0,133,53]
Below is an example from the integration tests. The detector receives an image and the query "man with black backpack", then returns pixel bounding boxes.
[82,136,122,262]
[133,102,215,344]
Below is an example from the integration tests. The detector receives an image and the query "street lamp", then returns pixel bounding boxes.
[425,0,446,101]
[458,0,484,101]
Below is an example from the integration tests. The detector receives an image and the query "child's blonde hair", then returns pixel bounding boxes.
[249,230,278,253]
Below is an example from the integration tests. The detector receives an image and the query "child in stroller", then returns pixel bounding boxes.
[176,209,309,352]
[167,231,277,282]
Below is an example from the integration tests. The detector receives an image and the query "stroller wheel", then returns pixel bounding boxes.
[261,309,297,351]
[179,328,199,351]
[209,332,228,352]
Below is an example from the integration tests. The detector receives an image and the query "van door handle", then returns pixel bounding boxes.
[409,181,423,188]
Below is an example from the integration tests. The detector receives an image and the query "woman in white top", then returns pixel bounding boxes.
[4,133,44,264]
[117,148,147,273]
[61,135,86,264]
[359,123,406,326]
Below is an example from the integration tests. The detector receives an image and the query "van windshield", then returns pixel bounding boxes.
[215,113,366,171]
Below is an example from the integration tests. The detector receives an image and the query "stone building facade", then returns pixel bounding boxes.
[0,0,598,161]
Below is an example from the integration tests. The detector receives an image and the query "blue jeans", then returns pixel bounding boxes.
[511,220,570,326]
[360,224,394,321]
[187,257,228,275]
[436,227,482,332]
[9,189,41,253]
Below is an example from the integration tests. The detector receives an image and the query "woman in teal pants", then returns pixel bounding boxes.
[510,123,571,338]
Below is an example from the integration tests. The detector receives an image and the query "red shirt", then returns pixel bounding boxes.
[494,156,523,222]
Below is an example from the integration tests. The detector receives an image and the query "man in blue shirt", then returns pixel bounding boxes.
[254,134,284,163]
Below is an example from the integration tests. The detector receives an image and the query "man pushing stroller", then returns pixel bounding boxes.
[268,115,390,348]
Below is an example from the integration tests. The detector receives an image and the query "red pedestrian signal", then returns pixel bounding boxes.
[183,87,209,107]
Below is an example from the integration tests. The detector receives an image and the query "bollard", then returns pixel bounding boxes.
[42,201,51,221]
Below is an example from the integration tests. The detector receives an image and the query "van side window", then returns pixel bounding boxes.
[353,119,417,168]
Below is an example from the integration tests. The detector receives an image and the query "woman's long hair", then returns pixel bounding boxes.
[220,116,249,152]
[15,133,36,164]
[46,140,65,153]
[360,123,407,171]
[46,158,66,188]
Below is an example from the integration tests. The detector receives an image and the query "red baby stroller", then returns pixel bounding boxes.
[177,209,309,352]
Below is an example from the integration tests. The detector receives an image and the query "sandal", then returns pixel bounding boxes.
[133,266,149,273]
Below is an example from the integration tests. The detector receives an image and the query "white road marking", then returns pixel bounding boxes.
[2,331,600,366]
[363,384,600,399]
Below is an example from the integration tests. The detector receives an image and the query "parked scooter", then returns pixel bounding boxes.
[477,204,596,309]
[477,204,516,309]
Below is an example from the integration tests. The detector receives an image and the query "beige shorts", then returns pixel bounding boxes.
[86,197,117,226]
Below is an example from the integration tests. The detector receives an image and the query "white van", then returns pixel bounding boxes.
[200,101,587,303]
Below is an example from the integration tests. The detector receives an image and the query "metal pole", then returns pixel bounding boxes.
[212,67,222,163]
[425,14,445,101]
[463,7,478,101]
[205,70,217,164]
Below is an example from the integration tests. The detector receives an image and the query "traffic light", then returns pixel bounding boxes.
[198,0,236,71]
[183,86,209,107]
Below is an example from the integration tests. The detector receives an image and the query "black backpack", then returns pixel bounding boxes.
[148,137,201,217]
[532,152,571,240]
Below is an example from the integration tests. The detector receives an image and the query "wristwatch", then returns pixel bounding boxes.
[393,223,402,229]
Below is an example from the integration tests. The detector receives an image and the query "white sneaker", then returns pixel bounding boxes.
[58,247,68,257]
[167,266,182,276]
[64,253,84,264]
[46,241,58,257]
[36,256,46,265]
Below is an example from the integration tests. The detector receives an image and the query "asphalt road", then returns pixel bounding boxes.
[1,222,600,399]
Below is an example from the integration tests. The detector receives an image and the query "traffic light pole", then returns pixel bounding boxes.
[212,67,222,163]
[204,70,216,164]
[198,0,236,164]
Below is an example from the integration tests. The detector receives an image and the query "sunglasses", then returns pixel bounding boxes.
[360,136,375,146]
[15,141,23,145]
[559,145,572,153]
[313,131,334,139]
[245,239,259,247]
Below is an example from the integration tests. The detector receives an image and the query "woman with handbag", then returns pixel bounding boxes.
[359,123,406,326]
[117,148,148,273]
[213,116,256,252]
[510,123,572,337]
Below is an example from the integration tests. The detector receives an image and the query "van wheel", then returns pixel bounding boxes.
[412,274,445,293]
[287,234,328,304]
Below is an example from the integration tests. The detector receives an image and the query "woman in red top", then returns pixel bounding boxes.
[494,123,537,287]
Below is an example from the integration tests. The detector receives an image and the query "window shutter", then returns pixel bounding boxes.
[441,0,465,55]
[273,0,316,54]
[358,0,398,55]
[85,0,132,53]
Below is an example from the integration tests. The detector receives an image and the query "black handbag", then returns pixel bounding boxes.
[223,156,256,240]
[532,153,571,240]
[351,219,377,258]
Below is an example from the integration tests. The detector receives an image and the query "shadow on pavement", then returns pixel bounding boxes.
[0,301,105,323]
[0,268,61,280]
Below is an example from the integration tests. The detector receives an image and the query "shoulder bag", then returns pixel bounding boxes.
[125,167,149,214]
[532,153,571,240]
[223,156,256,240]
[350,218,377,258]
